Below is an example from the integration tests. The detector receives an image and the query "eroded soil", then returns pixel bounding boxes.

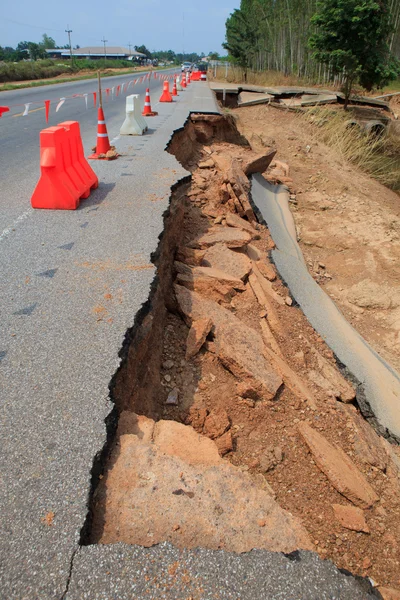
[91,114,400,595]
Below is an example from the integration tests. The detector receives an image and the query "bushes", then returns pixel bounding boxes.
[0,58,135,82]
[0,61,71,82]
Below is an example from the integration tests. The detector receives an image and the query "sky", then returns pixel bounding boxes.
[1,0,240,54]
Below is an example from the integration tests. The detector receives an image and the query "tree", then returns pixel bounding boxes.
[223,7,259,80]
[208,51,220,60]
[309,0,399,107]
[27,42,46,61]
[42,34,56,49]
[134,44,152,59]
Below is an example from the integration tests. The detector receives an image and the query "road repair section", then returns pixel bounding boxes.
[0,83,380,600]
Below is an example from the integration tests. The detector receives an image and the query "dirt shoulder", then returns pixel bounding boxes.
[234,103,400,374]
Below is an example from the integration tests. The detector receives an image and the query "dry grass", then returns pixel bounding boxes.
[302,107,400,191]
[210,66,338,90]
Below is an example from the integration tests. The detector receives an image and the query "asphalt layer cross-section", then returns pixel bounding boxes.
[0,78,381,599]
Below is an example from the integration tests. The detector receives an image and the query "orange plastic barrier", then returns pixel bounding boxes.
[159,81,173,102]
[31,122,98,210]
[191,71,201,81]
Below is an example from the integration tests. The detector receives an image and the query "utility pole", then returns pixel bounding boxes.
[128,42,132,57]
[101,37,108,68]
[65,26,73,64]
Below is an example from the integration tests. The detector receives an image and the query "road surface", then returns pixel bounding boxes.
[0,68,176,232]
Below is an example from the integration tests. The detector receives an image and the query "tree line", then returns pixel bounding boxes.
[0,36,207,66]
[224,0,400,98]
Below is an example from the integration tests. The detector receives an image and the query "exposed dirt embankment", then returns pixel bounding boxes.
[236,103,400,375]
[88,112,400,595]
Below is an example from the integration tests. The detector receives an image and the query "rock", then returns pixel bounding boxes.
[226,213,256,235]
[227,159,250,195]
[236,381,261,400]
[243,150,277,175]
[272,160,290,176]
[215,430,233,456]
[199,158,215,169]
[248,273,283,335]
[93,413,313,553]
[251,263,285,306]
[163,359,174,370]
[188,226,252,250]
[164,374,171,383]
[175,262,245,291]
[285,296,293,306]
[186,318,213,360]
[257,260,276,281]
[332,504,370,533]
[307,344,355,402]
[202,244,252,281]
[214,216,223,225]
[175,285,283,400]
[187,406,208,432]
[166,388,179,405]
[204,409,230,439]
[378,587,400,600]
[177,274,235,303]
[260,318,284,357]
[260,446,284,473]
[346,408,388,471]
[347,279,400,310]
[219,183,230,204]
[298,423,379,509]
[264,346,317,409]
[246,243,263,262]
[176,247,206,266]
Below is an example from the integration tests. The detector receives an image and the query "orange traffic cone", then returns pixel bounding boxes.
[187,72,191,84]
[88,107,116,160]
[159,81,173,102]
[181,73,187,89]
[171,77,178,97]
[142,88,158,116]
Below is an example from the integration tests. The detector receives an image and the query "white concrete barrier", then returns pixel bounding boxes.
[120,94,148,136]
[176,76,183,92]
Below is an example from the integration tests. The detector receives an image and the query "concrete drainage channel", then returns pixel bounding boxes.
[71,113,399,598]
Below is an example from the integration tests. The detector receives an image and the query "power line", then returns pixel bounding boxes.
[2,17,65,33]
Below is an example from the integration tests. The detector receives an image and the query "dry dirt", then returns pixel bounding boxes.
[91,114,400,595]
[235,103,400,374]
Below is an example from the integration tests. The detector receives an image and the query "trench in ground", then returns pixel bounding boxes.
[81,112,400,590]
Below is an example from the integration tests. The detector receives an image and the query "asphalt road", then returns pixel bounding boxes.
[0,68,177,232]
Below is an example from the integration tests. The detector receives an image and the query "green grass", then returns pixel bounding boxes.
[0,65,172,92]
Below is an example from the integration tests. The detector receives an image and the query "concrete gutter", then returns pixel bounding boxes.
[251,173,400,441]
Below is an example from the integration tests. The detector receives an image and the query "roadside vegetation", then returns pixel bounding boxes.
[0,34,209,86]
[302,106,400,190]
[223,0,400,102]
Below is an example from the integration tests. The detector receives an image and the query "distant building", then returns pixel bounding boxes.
[46,47,146,60]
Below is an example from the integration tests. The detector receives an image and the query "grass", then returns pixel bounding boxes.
[301,106,400,191]
[0,65,172,92]
[210,66,332,89]
[211,67,400,95]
